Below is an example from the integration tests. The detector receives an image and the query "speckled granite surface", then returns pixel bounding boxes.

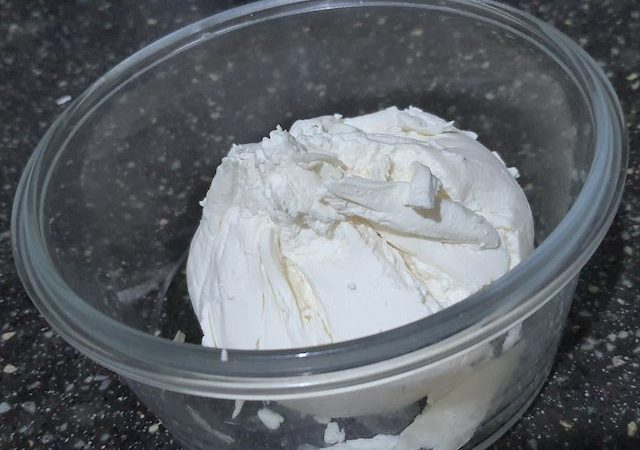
[0,0,638,449]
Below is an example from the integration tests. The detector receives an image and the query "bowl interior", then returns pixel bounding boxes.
[41,3,593,340]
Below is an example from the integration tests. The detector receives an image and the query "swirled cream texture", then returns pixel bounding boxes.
[187,107,534,349]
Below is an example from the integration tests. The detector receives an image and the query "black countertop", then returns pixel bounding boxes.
[1,1,638,449]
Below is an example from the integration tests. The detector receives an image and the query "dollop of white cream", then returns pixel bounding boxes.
[324,421,346,445]
[257,407,284,430]
[187,106,533,350]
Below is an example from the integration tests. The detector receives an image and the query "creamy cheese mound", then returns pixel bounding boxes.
[187,106,534,349]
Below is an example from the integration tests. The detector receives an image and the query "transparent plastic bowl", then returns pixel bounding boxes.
[12,1,626,449]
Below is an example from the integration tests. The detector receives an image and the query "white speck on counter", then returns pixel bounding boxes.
[148,423,160,434]
[3,364,17,374]
[559,420,573,430]
[21,401,36,414]
[231,400,244,419]
[0,402,11,414]
[611,355,625,367]
[618,330,629,339]
[257,407,284,430]
[220,348,228,362]
[580,337,600,351]
[1,331,15,341]
[324,422,346,444]
[55,95,72,106]
[98,379,111,391]
[628,421,638,438]
[606,343,616,352]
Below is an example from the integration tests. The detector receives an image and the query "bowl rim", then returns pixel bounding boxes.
[12,0,627,396]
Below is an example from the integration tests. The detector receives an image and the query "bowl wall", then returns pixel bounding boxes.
[42,2,592,334]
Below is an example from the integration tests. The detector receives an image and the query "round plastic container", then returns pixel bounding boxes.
[12,1,627,449]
